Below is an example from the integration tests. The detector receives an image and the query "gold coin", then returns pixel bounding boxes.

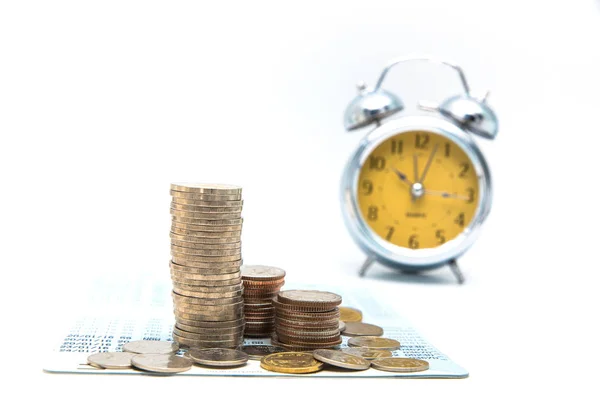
[339,307,363,322]
[186,348,248,367]
[170,190,241,201]
[312,349,370,370]
[170,240,241,250]
[171,203,243,213]
[347,336,400,350]
[172,215,243,225]
[171,198,244,207]
[170,183,242,194]
[342,322,383,337]
[260,352,324,374]
[370,357,429,373]
[241,265,286,281]
[170,246,241,257]
[170,209,242,220]
[341,347,393,360]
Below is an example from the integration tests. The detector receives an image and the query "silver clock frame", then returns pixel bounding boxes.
[340,115,493,281]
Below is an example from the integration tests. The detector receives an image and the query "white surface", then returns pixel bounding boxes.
[44,279,468,378]
[1,0,599,398]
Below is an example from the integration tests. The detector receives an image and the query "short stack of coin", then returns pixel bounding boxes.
[241,265,286,337]
[272,290,342,351]
[169,183,245,349]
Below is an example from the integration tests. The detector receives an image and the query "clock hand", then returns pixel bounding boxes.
[424,189,469,201]
[413,153,419,184]
[392,168,413,187]
[418,143,439,183]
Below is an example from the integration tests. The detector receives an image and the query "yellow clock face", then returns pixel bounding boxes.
[357,130,479,249]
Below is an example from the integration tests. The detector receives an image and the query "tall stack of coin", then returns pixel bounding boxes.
[272,290,342,351]
[241,266,286,337]
[169,183,244,349]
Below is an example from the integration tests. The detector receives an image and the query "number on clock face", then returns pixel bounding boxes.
[357,131,479,249]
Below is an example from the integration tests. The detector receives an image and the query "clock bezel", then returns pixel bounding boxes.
[340,115,492,270]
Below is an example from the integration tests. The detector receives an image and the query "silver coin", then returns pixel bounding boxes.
[131,354,192,373]
[87,352,134,369]
[176,322,245,334]
[175,316,245,328]
[241,345,286,361]
[312,349,371,371]
[170,183,242,194]
[187,348,248,367]
[122,340,179,354]
[170,270,241,281]
[171,240,241,250]
[170,189,241,201]
[172,327,243,341]
[171,198,244,207]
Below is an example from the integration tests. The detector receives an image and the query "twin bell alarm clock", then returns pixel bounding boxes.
[340,57,498,283]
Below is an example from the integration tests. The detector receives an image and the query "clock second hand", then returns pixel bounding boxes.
[424,189,469,201]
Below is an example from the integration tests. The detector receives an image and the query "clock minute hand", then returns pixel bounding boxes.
[424,189,469,201]
[418,143,439,183]
[392,168,413,187]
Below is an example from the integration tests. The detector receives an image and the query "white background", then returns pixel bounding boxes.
[1,0,599,398]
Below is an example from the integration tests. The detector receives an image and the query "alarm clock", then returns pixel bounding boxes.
[340,57,498,283]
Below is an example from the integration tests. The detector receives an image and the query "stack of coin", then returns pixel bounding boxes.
[169,183,245,349]
[241,266,286,337]
[272,290,342,351]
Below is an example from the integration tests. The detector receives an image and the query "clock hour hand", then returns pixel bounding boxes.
[392,168,413,187]
[424,189,469,201]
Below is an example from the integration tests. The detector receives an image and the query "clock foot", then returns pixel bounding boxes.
[449,259,465,284]
[358,256,375,277]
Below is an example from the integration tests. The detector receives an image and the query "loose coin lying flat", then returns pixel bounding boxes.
[347,336,401,351]
[339,321,346,332]
[339,306,363,322]
[370,357,429,373]
[241,345,286,361]
[342,322,383,337]
[312,349,371,371]
[122,340,179,354]
[87,352,134,369]
[131,354,192,373]
[341,347,393,360]
[260,352,324,374]
[187,348,248,367]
